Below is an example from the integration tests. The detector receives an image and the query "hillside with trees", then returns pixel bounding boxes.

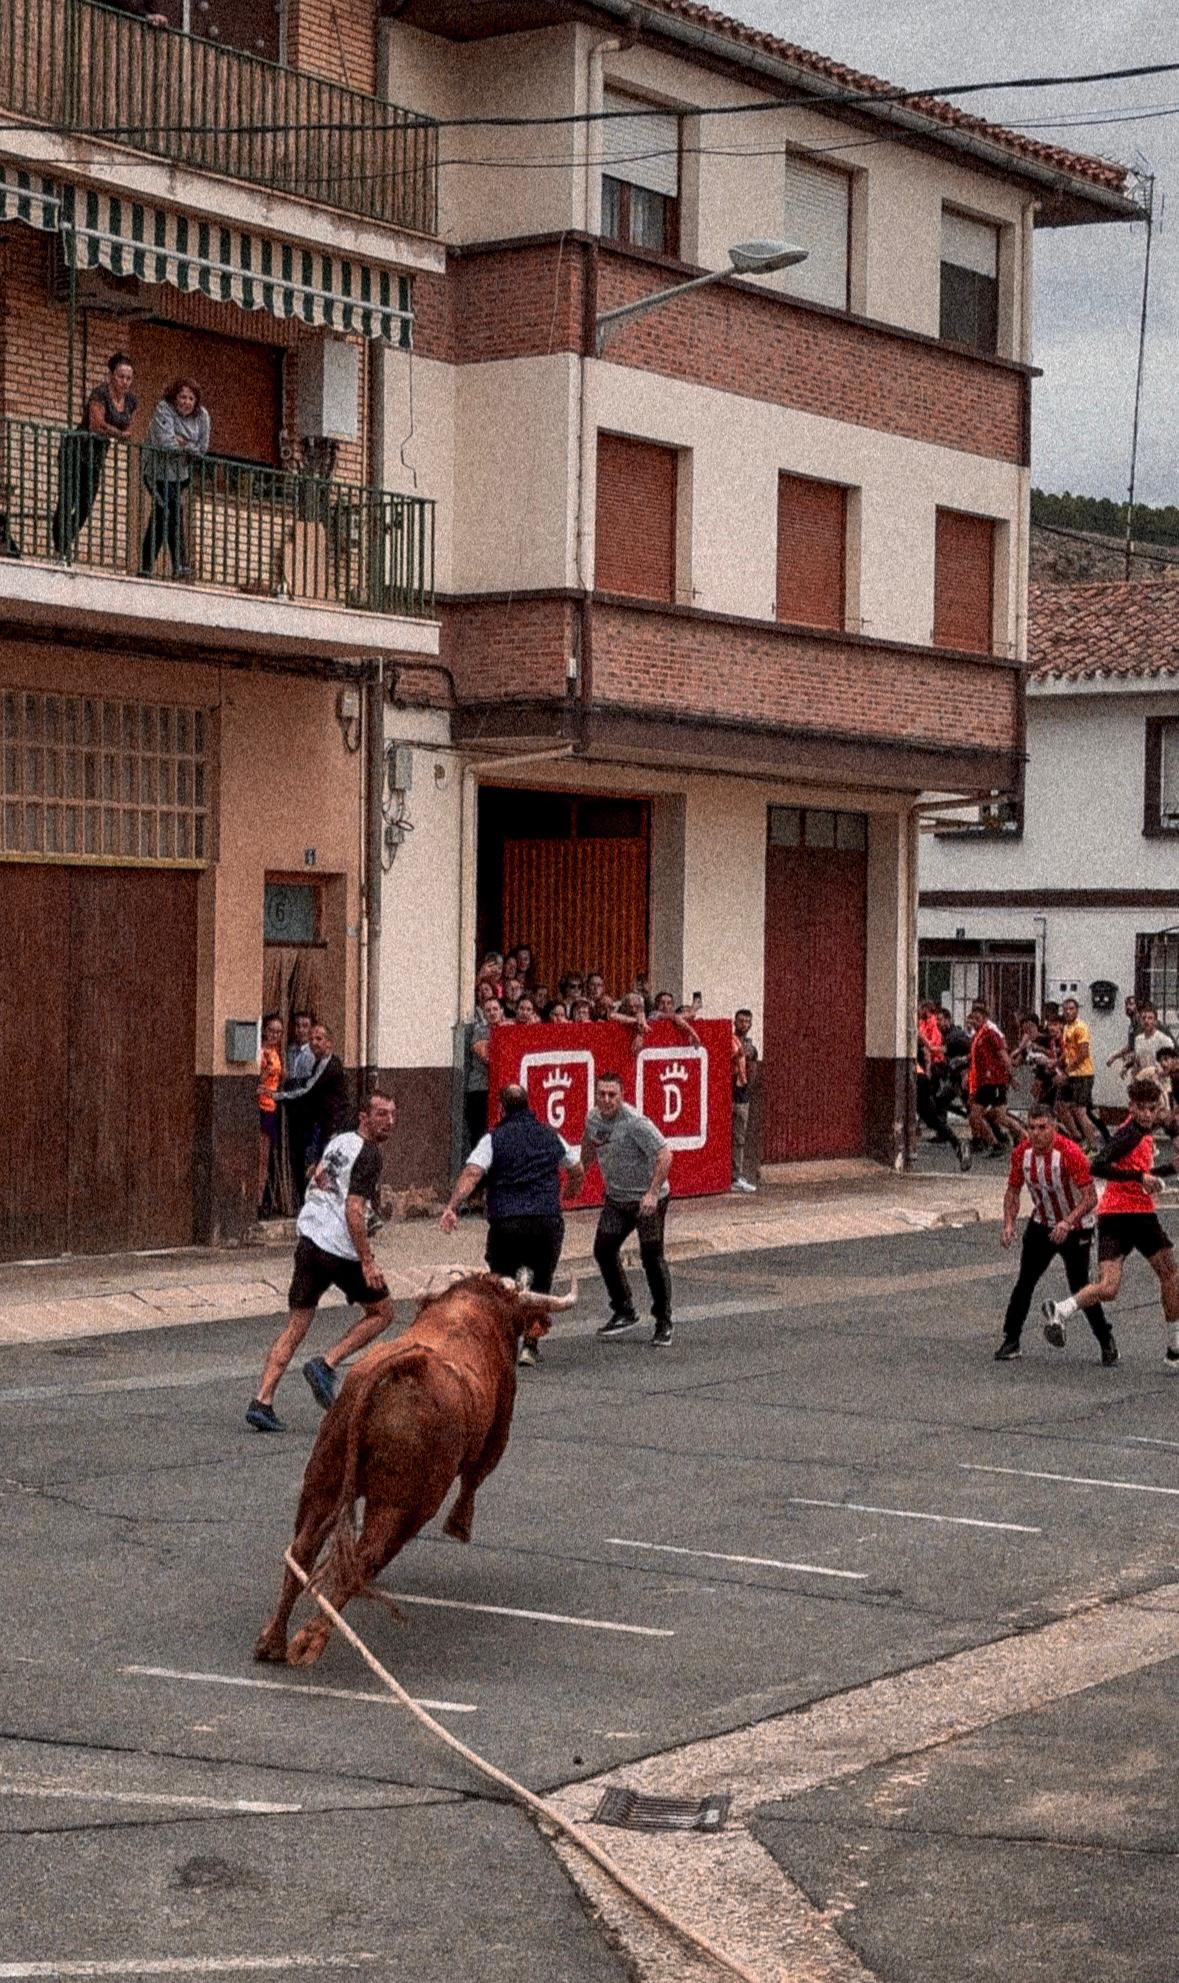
[1031,489,1179,547]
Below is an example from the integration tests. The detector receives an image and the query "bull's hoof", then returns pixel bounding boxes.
[253,1629,288,1665]
[287,1623,331,1667]
[442,1513,472,1543]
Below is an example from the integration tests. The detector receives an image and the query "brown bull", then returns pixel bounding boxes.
[254,1272,575,1667]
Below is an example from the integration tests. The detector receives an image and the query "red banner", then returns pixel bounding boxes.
[487,1019,732,1203]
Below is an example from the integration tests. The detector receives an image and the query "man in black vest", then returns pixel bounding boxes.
[440,1083,574,1367]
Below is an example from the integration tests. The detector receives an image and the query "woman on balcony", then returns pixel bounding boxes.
[140,379,211,580]
[51,351,138,560]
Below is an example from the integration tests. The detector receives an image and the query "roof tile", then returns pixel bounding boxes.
[1029,580,1179,682]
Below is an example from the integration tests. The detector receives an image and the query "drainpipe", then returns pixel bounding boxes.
[573,35,620,711]
[363,660,386,1092]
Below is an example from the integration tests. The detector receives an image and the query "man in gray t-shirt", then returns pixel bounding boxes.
[570,1072,674,1346]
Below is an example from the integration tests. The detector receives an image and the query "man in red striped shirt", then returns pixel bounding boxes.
[967,1002,1023,1157]
[995,1102,1113,1363]
[1042,1078,1179,1365]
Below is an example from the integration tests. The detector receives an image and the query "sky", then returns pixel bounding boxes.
[718,0,1177,506]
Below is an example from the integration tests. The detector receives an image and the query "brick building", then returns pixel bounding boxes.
[0,1,1142,1261]
[368,0,1139,1182]
[0,0,441,1259]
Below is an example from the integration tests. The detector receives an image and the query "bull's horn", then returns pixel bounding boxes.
[517,1278,578,1313]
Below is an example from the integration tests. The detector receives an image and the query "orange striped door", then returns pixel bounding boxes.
[502,837,649,994]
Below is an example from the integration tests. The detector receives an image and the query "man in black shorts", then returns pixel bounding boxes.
[1042,1078,1179,1365]
[245,1090,397,1431]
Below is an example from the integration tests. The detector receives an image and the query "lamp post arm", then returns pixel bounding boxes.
[594,265,730,355]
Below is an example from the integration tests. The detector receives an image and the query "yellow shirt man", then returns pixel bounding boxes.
[1062,1016,1094,1078]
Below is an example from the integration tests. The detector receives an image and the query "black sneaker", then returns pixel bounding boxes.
[1041,1299,1067,1348]
[1165,1347,1179,1369]
[245,1399,283,1433]
[994,1338,1022,1361]
[955,1137,973,1173]
[302,1357,339,1409]
[1100,1336,1120,1366]
[651,1319,674,1347]
[597,1313,638,1338]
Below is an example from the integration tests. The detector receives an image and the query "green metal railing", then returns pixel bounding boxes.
[0,418,435,620]
[0,0,439,234]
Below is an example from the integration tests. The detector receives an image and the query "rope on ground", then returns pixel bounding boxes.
[282,1550,763,1983]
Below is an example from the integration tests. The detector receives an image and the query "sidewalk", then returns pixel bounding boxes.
[0,1157,1006,1347]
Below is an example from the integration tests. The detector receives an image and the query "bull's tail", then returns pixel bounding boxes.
[324,1343,439,1595]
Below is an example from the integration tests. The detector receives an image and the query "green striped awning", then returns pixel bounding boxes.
[0,163,60,232]
[58,184,412,346]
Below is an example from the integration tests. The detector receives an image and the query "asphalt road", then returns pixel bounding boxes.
[3,1217,1178,1980]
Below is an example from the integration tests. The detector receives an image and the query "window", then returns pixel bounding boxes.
[776,473,847,629]
[940,210,1000,355]
[127,322,284,467]
[933,508,995,655]
[781,156,851,310]
[1,691,209,863]
[1136,930,1179,1030]
[1143,718,1179,835]
[263,882,320,944]
[154,0,284,60]
[599,90,680,256]
[594,433,678,602]
[769,807,866,850]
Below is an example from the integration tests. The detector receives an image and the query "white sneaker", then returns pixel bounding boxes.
[1166,1326,1179,1367]
[731,1177,757,1194]
[1041,1299,1067,1349]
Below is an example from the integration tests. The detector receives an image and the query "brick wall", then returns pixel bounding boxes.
[411,237,1027,466]
[0,228,370,485]
[590,602,1020,753]
[287,0,377,94]
[439,596,575,703]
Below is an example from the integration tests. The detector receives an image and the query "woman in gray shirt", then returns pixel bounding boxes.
[140,378,211,578]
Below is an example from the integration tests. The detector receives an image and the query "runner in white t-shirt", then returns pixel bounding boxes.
[246,1090,397,1433]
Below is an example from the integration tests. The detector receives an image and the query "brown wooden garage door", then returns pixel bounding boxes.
[0,865,197,1260]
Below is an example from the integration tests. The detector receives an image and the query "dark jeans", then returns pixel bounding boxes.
[486,1214,564,1345]
[593,1195,672,1324]
[51,433,108,556]
[1004,1220,1109,1344]
[141,479,187,575]
[916,1072,954,1140]
[465,1088,488,1151]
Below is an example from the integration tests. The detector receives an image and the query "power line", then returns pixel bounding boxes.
[10,57,1179,146]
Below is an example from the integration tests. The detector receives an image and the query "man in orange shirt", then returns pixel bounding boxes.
[1057,995,1101,1152]
[257,1012,283,1217]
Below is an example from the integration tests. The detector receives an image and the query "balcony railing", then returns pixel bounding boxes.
[0,418,435,620]
[0,0,438,234]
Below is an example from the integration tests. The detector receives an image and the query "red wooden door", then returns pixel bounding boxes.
[0,866,70,1259]
[762,832,867,1160]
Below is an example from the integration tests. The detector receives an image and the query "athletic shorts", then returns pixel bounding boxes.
[1063,1075,1094,1108]
[1096,1212,1174,1263]
[288,1235,390,1311]
[973,1084,1008,1109]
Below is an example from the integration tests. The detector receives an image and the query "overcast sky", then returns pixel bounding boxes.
[723,0,1177,505]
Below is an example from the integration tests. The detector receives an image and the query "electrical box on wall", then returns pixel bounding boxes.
[225,1019,260,1064]
[296,338,359,442]
[1050,979,1082,1002]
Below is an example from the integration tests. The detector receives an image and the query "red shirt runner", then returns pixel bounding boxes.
[1008,1135,1094,1229]
[968,1020,1008,1095]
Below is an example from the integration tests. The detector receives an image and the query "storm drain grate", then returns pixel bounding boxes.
[592,1788,730,1833]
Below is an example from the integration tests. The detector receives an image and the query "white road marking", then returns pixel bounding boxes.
[1129,1435,1179,1451]
[388,1593,675,1636]
[788,1496,1041,1535]
[0,1782,299,1814]
[0,1960,376,1978]
[605,1537,867,1581]
[120,1665,477,1714]
[961,1462,1179,1498]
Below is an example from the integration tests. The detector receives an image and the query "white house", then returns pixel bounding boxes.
[919,580,1179,1107]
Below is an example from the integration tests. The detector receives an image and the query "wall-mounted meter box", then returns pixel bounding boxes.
[296,338,359,442]
[225,1018,260,1064]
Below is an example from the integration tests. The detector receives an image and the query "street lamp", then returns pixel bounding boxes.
[594,238,809,355]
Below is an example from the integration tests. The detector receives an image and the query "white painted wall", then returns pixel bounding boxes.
[376,708,463,1069]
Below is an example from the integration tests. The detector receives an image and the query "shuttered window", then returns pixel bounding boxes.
[781,157,850,310]
[595,433,678,602]
[933,509,995,654]
[600,90,680,255]
[940,210,1000,354]
[776,474,846,629]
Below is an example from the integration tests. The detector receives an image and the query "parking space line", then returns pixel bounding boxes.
[0,1960,377,1978]
[961,1462,1179,1498]
[0,1782,300,1814]
[606,1537,867,1581]
[388,1593,674,1635]
[120,1664,477,1713]
[788,1496,1040,1535]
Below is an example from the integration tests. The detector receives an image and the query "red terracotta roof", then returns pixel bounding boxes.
[1029,580,1179,683]
[643,0,1130,195]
